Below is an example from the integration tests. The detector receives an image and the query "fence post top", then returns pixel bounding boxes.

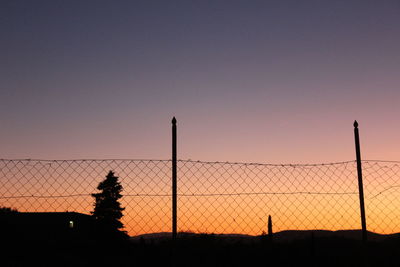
[172,117,177,124]
[354,120,358,128]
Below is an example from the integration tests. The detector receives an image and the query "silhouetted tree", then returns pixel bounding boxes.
[92,171,127,239]
[268,215,273,240]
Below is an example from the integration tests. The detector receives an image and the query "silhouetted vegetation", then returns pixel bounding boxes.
[92,170,127,241]
[0,206,18,213]
[268,215,273,240]
[1,227,400,266]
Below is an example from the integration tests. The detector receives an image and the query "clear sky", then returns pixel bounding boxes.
[1,0,399,163]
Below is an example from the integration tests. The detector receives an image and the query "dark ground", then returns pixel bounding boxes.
[1,231,400,267]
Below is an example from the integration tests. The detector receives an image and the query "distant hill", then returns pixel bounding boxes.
[273,229,387,242]
[131,229,397,244]
[130,231,253,244]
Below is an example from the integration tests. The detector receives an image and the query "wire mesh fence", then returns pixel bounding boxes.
[0,159,399,236]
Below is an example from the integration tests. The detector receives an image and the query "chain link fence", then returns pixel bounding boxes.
[0,159,399,236]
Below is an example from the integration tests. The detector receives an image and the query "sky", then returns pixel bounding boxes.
[1,0,400,164]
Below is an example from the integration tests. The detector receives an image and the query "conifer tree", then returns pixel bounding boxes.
[92,171,126,237]
[268,215,273,240]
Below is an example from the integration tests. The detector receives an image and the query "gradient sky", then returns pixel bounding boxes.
[1,0,400,163]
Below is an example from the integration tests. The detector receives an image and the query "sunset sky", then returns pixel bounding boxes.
[1,0,400,164]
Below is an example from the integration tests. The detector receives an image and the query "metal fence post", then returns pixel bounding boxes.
[172,117,177,240]
[354,120,367,244]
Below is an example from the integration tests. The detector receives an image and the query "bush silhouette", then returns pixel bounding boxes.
[0,207,18,213]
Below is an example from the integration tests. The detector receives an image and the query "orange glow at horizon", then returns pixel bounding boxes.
[0,159,399,236]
